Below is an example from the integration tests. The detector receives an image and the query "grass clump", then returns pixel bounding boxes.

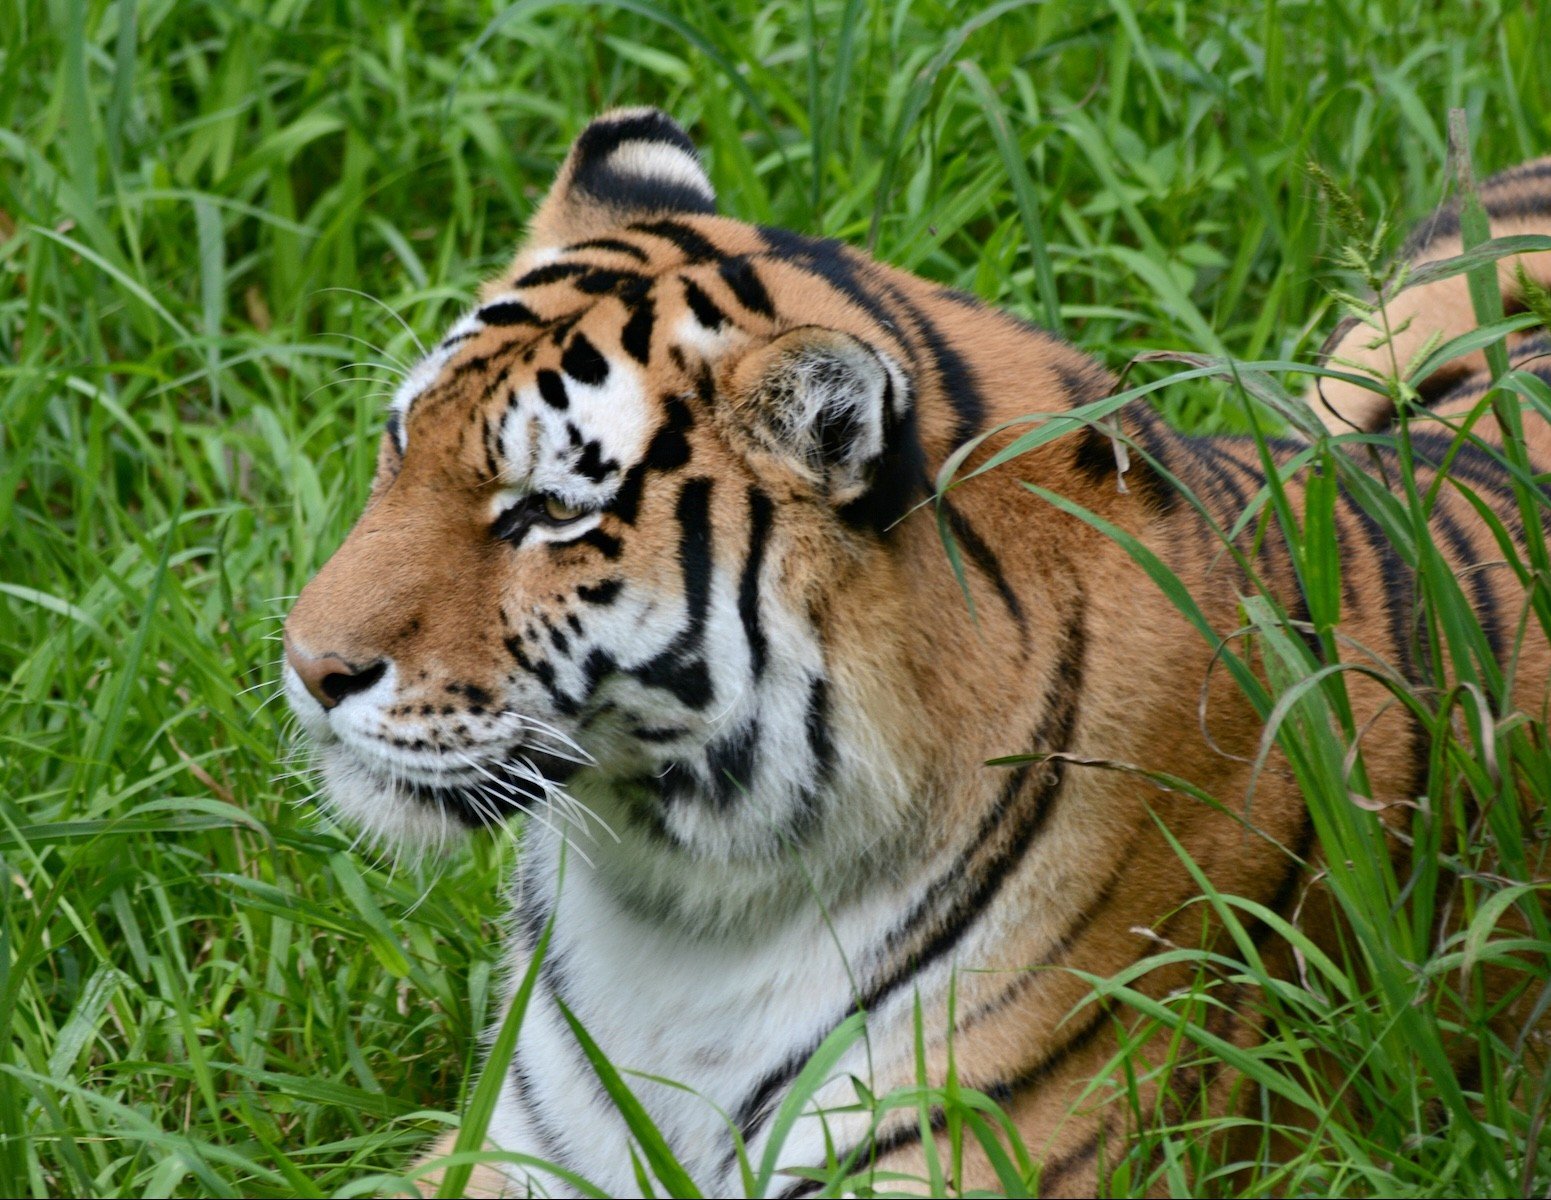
[3,0,1549,1195]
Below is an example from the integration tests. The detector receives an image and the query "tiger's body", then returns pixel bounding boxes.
[281,112,1551,1197]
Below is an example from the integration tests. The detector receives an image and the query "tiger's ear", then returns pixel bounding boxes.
[726,327,915,522]
[526,108,716,249]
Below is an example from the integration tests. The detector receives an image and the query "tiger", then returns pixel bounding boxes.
[280,109,1551,1197]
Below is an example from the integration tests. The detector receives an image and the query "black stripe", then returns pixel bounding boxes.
[610,463,645,525]
[506,1050,571,1170]
[544,310,578,342]
[1190,439,1324,659]
[897,285,984,448]
[731,607,1085,1148]
[705,721,759,807]
[1126,405,1184,514]
[621,296,656,364]
[573,528,621,559]
[671,477,714,639]
[682,276,728,329]
[628,478,715,708]
[1186,437,1259,544]
[740,487,774,678]
[630,218,722,263]
[941,496,1027,635]
[560,333,610,385]
[631,724,688,743]
[1341,490,1422,685]
[576,268,646,296]
[983,1001,1115,1108]
[479,413,500,481]
[1035,1115,1116,1192]
[644,395,694,470]
[628,657,713,711]
[610,393,695,525]
[805,675,834,782]
[569,110,697,171]
[574,440,618,483]
[1256,808,1316,943]
[504,635,565,707]
[568,113,715,216]
[1340,489,1433,818]
[1196,439,1321,657]
[478,299,540,326]
[535,369,569,410]
[872,609,1085,992]
[515,261,590,289]
[567,236,650,262]
[1430,501,1505,664]
[718,257,776,317]
[1162,430,1246,521]
[836,371,925,535]
[957,839,1140,1029]
[757,226,906,349]
[1071,399,1182,518]
[450,352,491,380]
[1407,431,1528,544]
[1403,165,1551,254]
[577,578,622,606]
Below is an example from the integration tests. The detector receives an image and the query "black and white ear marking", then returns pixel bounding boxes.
[730,328,914,518]
[528,109,716,248]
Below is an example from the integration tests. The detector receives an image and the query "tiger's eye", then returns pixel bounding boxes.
[542,494,587,523]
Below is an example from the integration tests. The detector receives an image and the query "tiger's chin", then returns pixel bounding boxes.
[311,744,583,856]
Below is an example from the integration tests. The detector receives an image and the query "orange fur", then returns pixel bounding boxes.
[285,116,1551,1195]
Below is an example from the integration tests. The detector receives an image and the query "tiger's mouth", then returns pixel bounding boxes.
[400,749,584,830]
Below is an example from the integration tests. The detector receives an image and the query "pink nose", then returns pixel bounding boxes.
[285,640,386,710]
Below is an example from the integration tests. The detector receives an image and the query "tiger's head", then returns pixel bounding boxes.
[283,109,1096,899]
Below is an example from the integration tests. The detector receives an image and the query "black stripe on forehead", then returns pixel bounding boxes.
[478,299,541,326]
[560,332,610,385]
[717,257,775,317]
[682,277,728,330]
[567,236,651,262]
[629,218,722,263]
[576,268,648,296]
[621,296,656,365]
[514,261,591,290]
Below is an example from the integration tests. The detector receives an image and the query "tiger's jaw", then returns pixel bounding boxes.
[282,656,589,853]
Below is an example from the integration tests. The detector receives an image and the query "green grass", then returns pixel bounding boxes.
[3,0,1550,1195]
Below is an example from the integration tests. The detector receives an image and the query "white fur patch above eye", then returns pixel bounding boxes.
[442,309,484,344]
[672,311,741,359]
[388,337,461,441]
[603,141,715,201]
[497,357,654,505]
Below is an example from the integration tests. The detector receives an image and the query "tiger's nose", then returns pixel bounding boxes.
[285,640,388,711]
